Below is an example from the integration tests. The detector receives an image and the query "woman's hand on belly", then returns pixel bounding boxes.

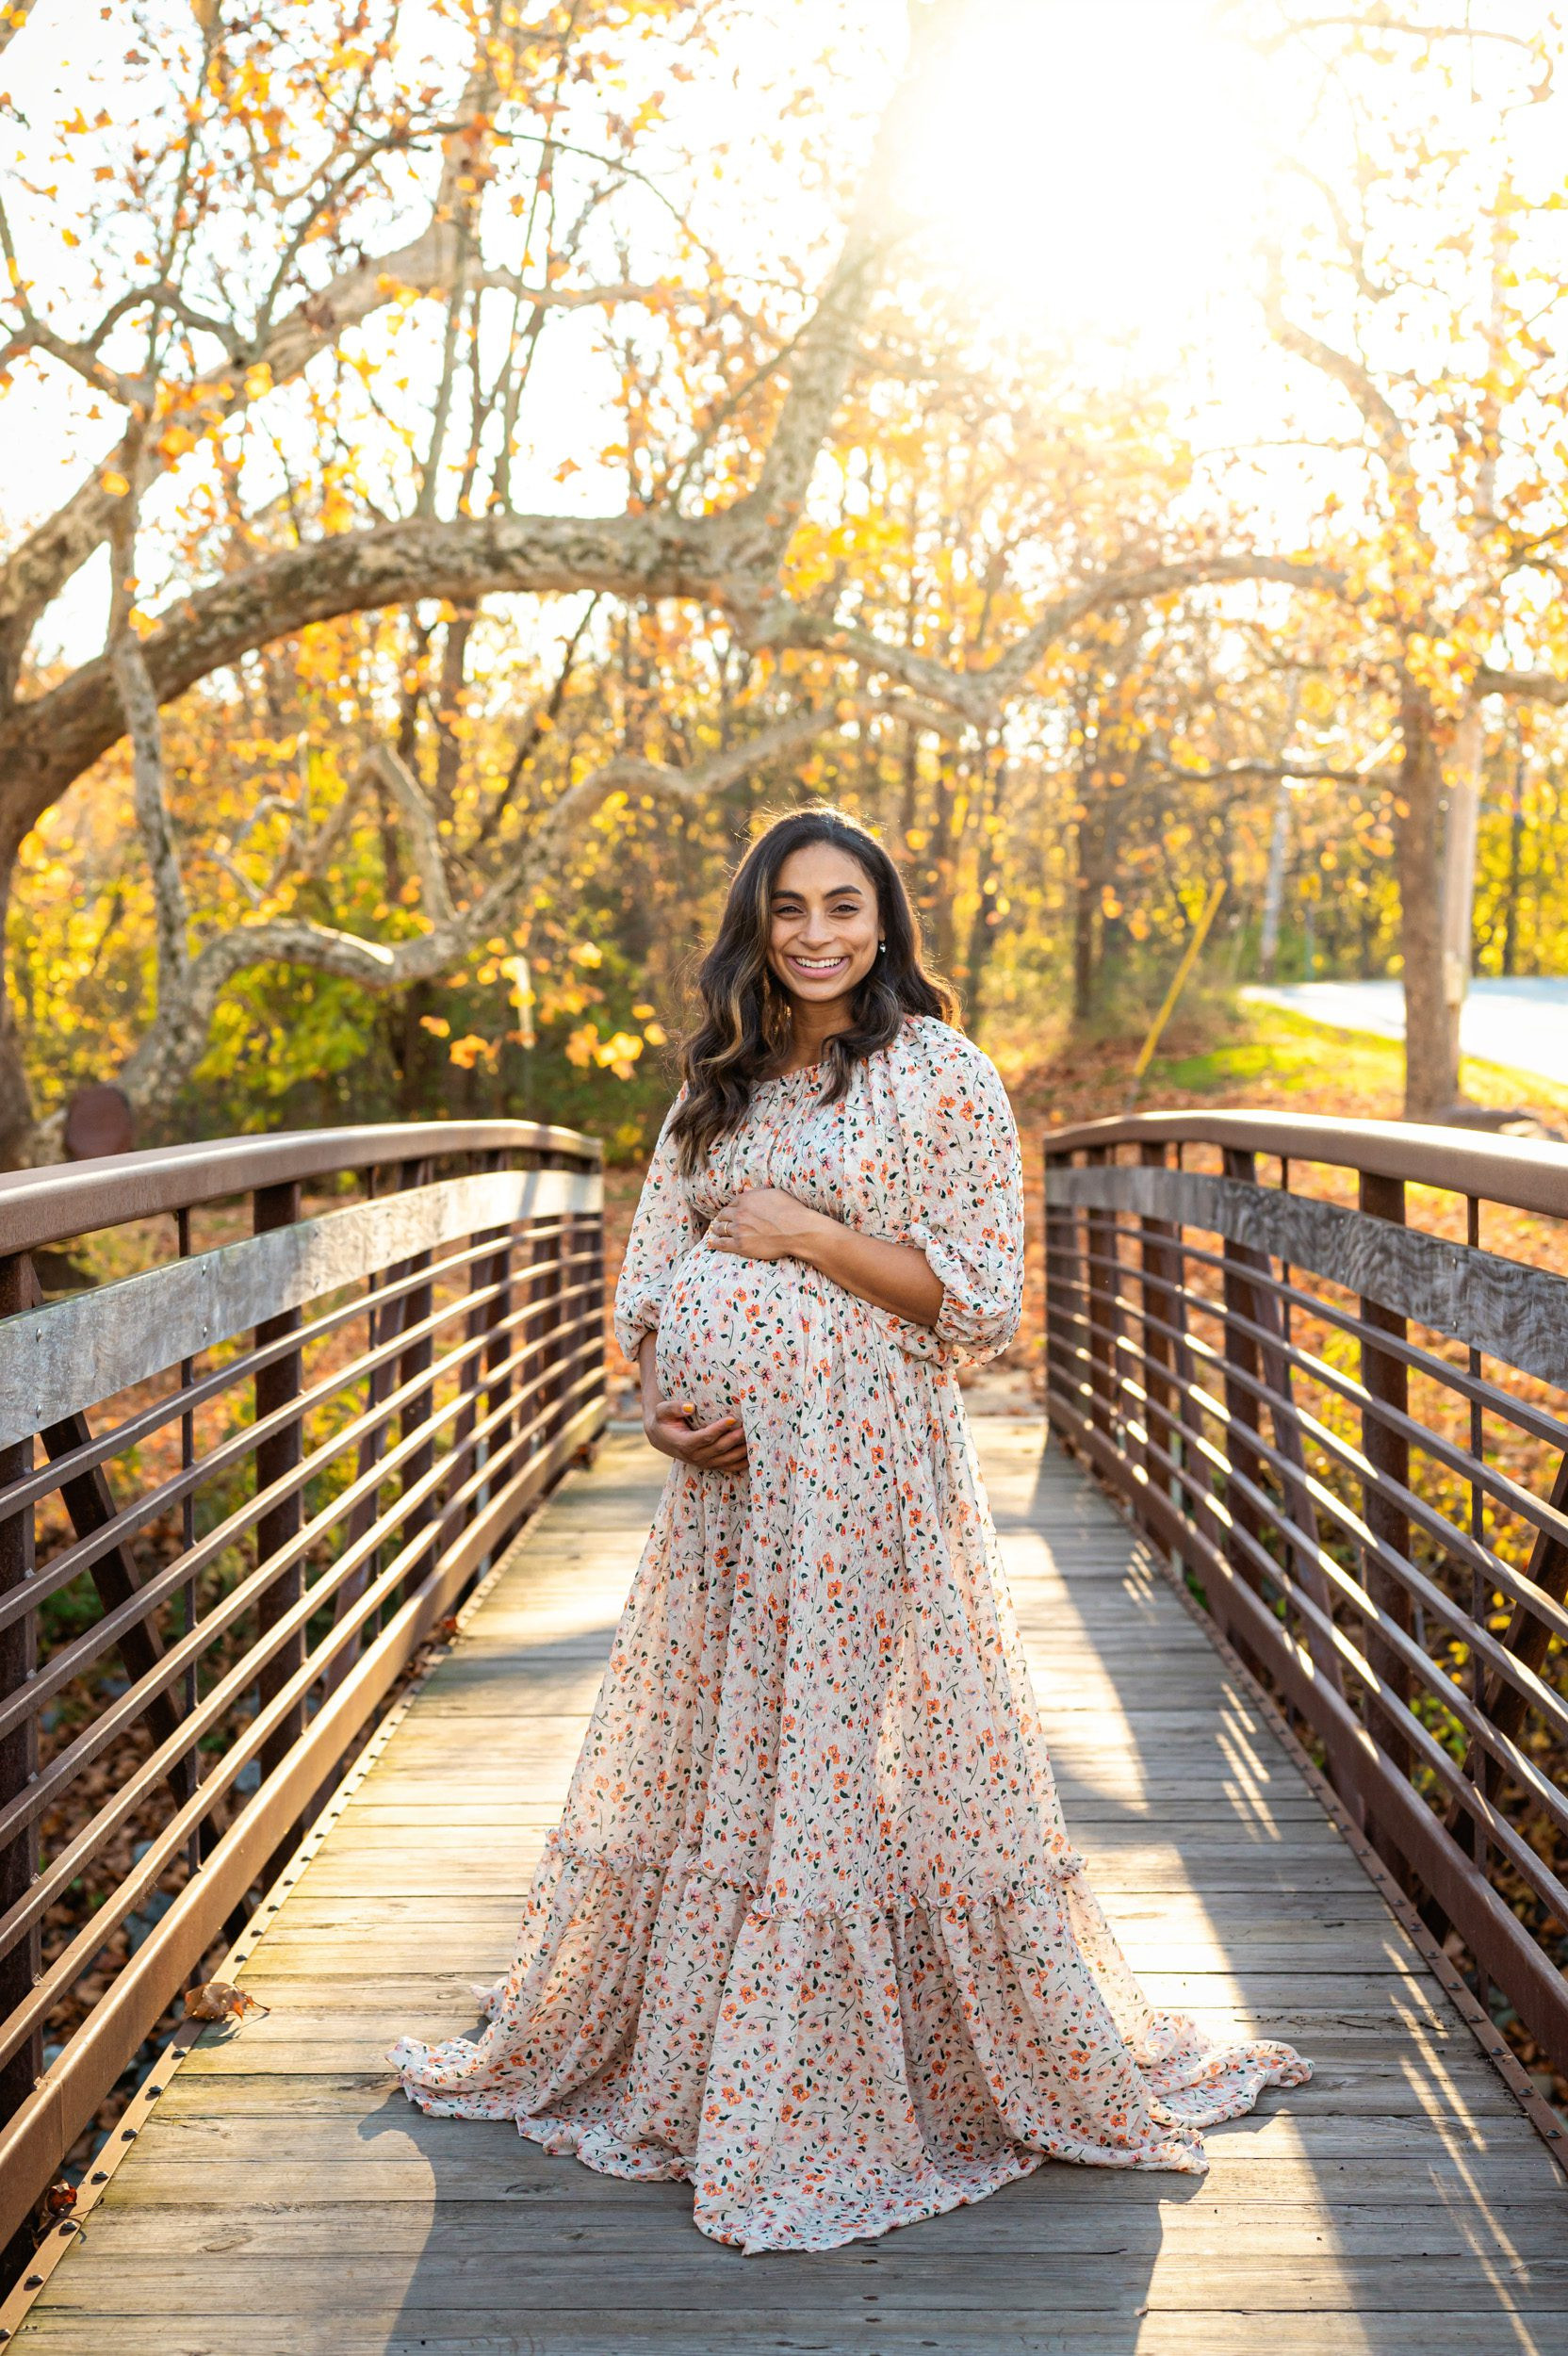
[636,1332,748,1473]
[705,1186,831,1263]
[708,1188,945,1329]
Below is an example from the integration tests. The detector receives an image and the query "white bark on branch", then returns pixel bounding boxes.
[749,553,1348,726]
[361,743,457,926]
[1475,664,1568,704]
[109,627,191,998]
[112,703,842,1119]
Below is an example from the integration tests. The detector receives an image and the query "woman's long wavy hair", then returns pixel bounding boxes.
[667,808,956,1172]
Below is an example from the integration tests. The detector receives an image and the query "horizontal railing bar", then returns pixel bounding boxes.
[1044,1109,1568,1223]
[0,1385,605,2248]
[1054,1336,1568,1858]
[1135,1235,1568,1564]
[1058,1248,1568,1634]
[1127,1405,1568,1923]
[1053,1366,1568,1922]
[0,1252,598,1660]
[0,1222,596,1534]
[0,1121,601,1260]
[0,1311,601,1798]
[0,1169,601,1449]
[1052,1210,1568,1455]
[0,1336,605,1949]
[1048,1376,1568,2075]
[1073,1271,1568,1655]
[1058,1311,1568,1776]
[0,1350,604,2032]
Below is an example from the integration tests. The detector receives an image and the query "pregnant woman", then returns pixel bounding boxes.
[391,806,1309,2252]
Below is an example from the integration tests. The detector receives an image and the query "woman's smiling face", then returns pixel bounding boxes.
[765,842,881,1009]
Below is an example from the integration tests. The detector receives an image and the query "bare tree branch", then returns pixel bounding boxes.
[0,0,41,56]
[1475,664,1568,705]
[361,741,456,924]
[112,702,844,1116]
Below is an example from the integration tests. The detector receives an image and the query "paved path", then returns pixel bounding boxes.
[1246,978,1568,1090]
[15,1424,1568,2354]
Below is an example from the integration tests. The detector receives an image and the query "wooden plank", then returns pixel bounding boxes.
[10,2315,1567,2356]
[1046,1159,1568,1391]
[60,2196,1568,2257]
[25,2249,1568,2314]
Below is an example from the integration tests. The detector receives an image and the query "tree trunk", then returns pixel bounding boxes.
[0,848,35,1169]
[1396,683,1455,1119]
[1500,740,1526,977]
[962,746,1005,1039]
[1259,777,1291,979]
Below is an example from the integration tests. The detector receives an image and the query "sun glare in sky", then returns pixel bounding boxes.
[4,0,1558,659]
[896,0,1266,355]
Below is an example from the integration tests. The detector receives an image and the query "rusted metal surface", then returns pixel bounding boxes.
[0,1121,607,2258]
[1045,1109,1568,2089]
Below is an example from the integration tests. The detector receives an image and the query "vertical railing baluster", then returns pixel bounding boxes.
[570,1149,603,1443]
[175,1205,200,1882]
[485,1183,517,1515]
[1136,1140,1179,1525]
[253,1180,304,1786]
[1358,1168,1413,1890]
[1464,1190,1491,2018]
[394,1157,436,1600]
[1043,1150,1077,1446]
[533,1190,565,1454]
[0,1251,40,2285]
[1219,1150,1268,1625]
[451,1164,487,1531]
[324,1163,396,1690]
[1083,1145,1118,1450]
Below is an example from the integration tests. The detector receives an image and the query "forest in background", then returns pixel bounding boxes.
[4,0,1568,1161]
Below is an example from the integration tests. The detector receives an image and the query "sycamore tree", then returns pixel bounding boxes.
[0,0,1346,1163]
[1256,1,1568,1115]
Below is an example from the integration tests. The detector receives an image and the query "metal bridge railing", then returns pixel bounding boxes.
[1045,1110,1568,2098]
[0,1121,606,2257]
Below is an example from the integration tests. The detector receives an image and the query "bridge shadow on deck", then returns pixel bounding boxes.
[14,1424,1568,2356]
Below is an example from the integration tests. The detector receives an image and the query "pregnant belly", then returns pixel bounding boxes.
[655,1247,812,1426]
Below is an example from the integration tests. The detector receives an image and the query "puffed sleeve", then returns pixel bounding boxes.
[613,1088,701,1362]
[892,1025,1024,1367]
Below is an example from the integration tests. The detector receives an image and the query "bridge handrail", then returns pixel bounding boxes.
[0,1121,608,2257]
[1043,1108,1568,2114]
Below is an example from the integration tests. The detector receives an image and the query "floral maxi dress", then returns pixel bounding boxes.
[390,1016,1310,2252]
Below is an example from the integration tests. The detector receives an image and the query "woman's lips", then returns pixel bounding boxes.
[785,953,849,978]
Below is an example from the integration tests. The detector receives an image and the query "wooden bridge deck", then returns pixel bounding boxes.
[14,1421,1568,2356]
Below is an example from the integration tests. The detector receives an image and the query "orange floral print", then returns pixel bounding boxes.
[390,1018,1310,2254]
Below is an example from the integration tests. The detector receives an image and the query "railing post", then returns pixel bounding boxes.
[484,1186,517,1499]
[393,1157,437,1598]
[1083,1145,1119,1448]
[0,1251,40,2282]
[448,1154,497,1540]
[1358,1168,1413,1888]
[530,1194,564,1451]
[253,1180,304,1782]
[580,1171,606,1435]
[1136,1140,1181,1516]
[1220,1149,1268,1633]
[1043,1150,1079,1446]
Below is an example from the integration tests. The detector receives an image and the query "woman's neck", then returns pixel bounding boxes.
[780,992,855,1072]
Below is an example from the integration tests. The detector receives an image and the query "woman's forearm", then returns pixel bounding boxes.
[796,1219,944,1328]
